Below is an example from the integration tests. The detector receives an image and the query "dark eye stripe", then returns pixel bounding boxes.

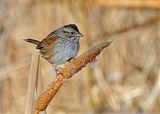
[62,30,68,33]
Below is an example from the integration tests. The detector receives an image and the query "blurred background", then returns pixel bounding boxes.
[0,0,160,114]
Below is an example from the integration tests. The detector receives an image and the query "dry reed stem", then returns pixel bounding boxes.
[25,54,40,114]
[97,0,160,9]
[36,58,47,114]
[34,40,113,113]
[0,57,31,80]
[142,69,160,110]
[106,16,160,37]
[36,57,43,96]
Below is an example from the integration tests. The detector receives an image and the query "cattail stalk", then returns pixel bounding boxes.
[34,40,113,114]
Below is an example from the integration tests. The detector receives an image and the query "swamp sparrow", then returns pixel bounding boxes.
[24,24,83,68]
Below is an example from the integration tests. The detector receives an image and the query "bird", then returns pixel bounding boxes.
[24,24,83,70]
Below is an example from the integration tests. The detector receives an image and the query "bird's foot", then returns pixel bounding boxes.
[55,64,65,75]
[67,57,76,62]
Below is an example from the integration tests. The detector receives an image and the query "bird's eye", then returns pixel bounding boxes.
[71,32,74,34]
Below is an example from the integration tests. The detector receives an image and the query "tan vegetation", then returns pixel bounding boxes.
[0,0,160,114]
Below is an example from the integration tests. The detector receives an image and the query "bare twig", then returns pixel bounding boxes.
[34,40,113,114]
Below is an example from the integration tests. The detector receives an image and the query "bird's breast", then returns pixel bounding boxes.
[41,39,80,67]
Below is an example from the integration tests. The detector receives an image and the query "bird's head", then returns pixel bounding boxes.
[55,24,83,42]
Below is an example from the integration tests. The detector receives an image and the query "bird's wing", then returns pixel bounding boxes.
[46,31,56,37]
[36,34,59,49]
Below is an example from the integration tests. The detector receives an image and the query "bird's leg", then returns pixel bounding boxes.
[55,57,76,75]
[55,64,65,75]
[55,65,68,81]
[67,57,76,62]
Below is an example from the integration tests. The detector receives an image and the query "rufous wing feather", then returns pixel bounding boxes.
[36,35,59,49]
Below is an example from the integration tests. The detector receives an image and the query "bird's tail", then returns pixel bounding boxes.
[24,38,40,45]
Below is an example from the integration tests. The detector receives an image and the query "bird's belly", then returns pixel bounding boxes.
[50,41,79,67]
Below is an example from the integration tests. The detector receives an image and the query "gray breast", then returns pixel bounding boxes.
[51,39,80,67]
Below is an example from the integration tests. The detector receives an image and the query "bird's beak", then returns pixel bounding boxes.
[77,32,84,37]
